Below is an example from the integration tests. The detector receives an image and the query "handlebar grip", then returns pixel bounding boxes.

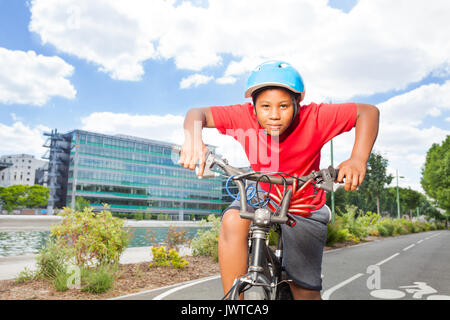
[270,216,288,224]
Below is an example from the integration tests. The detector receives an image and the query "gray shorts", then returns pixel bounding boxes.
[222,198,331,291]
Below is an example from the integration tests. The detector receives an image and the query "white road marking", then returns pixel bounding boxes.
[403,244,415,251]
[375,253,400,266]
[370,289,406,299]
[417,240,423,244]
[152,274,221,300]
[322,273,364,300]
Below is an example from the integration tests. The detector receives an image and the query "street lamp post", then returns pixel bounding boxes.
[331,139,335,223]
[396,170,405,219]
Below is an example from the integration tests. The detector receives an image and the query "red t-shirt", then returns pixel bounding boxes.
[210,102,357,212]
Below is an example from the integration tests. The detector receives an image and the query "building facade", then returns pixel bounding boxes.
[43,129,223,219]
[0,154,47,187]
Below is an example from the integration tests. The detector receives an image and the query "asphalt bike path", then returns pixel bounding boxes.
[113,230,450,300]
[322,229,450,300]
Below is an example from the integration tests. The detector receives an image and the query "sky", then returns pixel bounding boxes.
[0,0,449,194]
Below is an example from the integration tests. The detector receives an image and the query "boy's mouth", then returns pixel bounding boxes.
[267,124,282,131]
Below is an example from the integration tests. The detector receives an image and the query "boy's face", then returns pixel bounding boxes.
[254,88,296,136]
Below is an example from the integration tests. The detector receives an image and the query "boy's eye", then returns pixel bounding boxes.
[280,104,288,109]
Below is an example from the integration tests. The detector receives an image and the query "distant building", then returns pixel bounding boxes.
[0,154,47,187]
[42,129,224,219]
[0,161,12,172]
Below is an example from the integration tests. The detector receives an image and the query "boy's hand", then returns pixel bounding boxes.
[336,158,367,191]
[178,137,209,178]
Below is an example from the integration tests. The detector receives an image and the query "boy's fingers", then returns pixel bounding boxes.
[188,156,197,170]
[344,172,353,191]
[351,174,359,191]
[178,150,186,165]
[197,160,206,177]
[337,167,345,183]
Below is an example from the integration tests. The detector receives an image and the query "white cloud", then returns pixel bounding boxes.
[374,81,450,192]
[81,112,185,143]
[0,120,50,157]
[28,0,450,99]
[0,47,76,106]
[29,0,160,81]
[216,76,237,85]
[179,74,214,89]
[378,80,450,127]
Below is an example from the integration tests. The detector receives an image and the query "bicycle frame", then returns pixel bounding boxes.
[228,222,292,300]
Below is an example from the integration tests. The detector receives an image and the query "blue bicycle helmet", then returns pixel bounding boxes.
[245,60,305,98]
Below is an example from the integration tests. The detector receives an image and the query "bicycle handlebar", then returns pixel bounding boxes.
[174,147,340,226]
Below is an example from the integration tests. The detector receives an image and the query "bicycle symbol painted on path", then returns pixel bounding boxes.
[370,282,450,300]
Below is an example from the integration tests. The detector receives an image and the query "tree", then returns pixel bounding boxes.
[74,196,91,211]
[358,152,393,215]
[24,185,49,208]
[421,135,450,215]
[0,185,28,213]
[0,185,49,214]
[400,187,424,218]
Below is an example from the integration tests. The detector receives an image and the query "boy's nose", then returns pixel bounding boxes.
[270,108,281,119]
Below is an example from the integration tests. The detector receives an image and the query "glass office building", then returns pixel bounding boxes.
[44,129,223,219]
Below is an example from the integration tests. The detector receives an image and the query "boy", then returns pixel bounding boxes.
[179,60,379,300]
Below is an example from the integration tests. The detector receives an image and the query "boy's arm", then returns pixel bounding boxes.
[337,103,380,191]
[179,107,215,177]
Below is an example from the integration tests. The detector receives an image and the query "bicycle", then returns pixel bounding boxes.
[198,150,340,300]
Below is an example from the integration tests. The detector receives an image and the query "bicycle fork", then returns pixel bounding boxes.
[246,226,281,299]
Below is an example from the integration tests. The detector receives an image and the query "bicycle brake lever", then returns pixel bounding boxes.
[196,151,221,179]
[316,166,340,192]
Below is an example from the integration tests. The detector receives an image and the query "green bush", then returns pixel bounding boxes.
[377,225,389,236]
[168,249,189,269]
[51,207,131,268]
[357,211,381,227]
[378,219,395,236]
[35,239,71,280]
[149,246,189,269]
[192,215,221,262]
[336,206,369,239]
[394,221,408,235]
[149,246,171,267]
[15,267,37,284]
[53,270,71,292]
[326,222,348,246]
[81,264,116,294]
